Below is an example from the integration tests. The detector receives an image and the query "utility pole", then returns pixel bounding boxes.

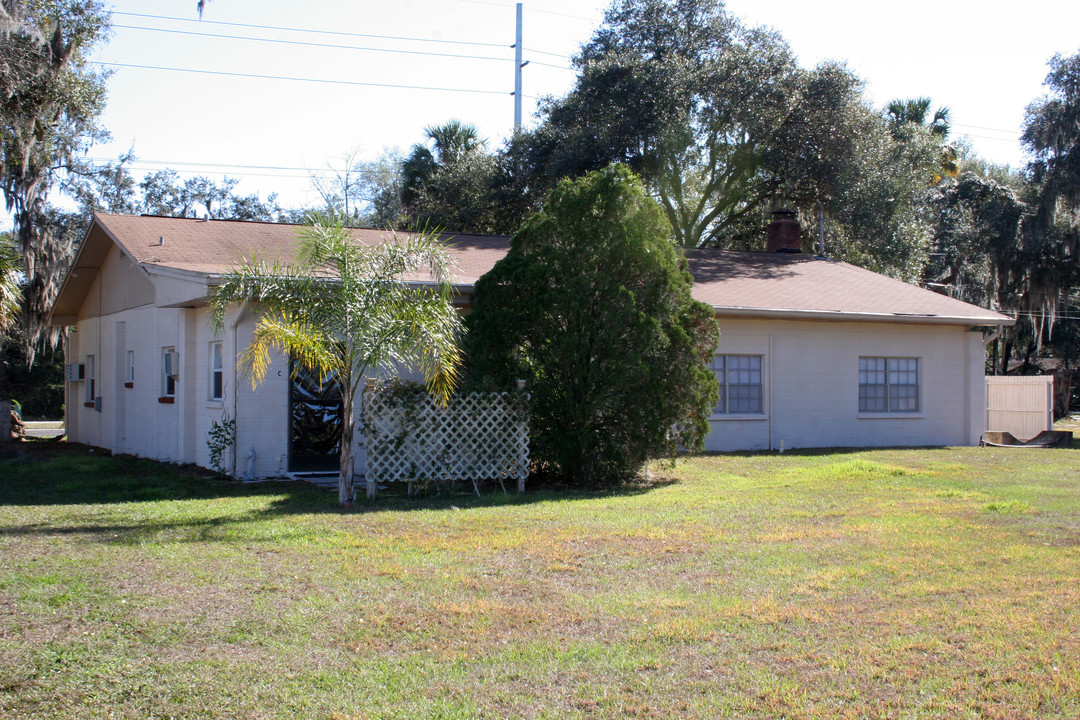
[513,2,528,133]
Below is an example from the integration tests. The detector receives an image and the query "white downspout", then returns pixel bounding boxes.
[768,333,774,450]
[230,301,250,478]
[62,331,70,439]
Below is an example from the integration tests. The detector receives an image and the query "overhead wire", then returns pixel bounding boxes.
[111,23,514,63]
[951,122,1021,135]
[97,62,511,96]
[87,156,380,180]
[453,0,599,23]
[111,10,574,60]
[112,11,509,49]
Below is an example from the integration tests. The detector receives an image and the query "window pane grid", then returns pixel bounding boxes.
[712,354,762,414]
[860,357,918,413]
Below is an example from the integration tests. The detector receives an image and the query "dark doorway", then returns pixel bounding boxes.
[288,361,343,472]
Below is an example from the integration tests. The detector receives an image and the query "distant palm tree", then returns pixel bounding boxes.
[210,218,462,504]
[886,97,959,183]
[425,120,483,165]
[886,97,951,137]
[402,120,484,208]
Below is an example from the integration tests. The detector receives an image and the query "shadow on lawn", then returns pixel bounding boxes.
[0,442,672,541]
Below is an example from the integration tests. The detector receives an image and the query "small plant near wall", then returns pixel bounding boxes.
[207,413,236,476]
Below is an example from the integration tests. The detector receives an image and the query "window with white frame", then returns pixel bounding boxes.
[711,355,763,414]
[126,350,135,384]
[209,342,224,401]
[86,355,96,402]
[859,357,919,413]
[162,347,177,397]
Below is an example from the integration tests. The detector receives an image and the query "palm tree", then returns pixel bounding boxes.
[210,218,463,504]
[402,120,484,209]
[1,240,22,441]
[886,97,959,183]
[425,120,482,165]
[0,240,19,333]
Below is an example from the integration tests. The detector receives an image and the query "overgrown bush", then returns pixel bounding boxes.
[464,164,718,486]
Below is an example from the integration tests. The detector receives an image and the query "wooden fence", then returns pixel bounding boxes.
[986,376,1054,441]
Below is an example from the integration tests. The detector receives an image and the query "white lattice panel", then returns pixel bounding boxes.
[362,386,529,488]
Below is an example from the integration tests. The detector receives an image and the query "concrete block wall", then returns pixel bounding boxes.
[704,317,986,452]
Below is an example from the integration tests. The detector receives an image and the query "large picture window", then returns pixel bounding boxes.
[711,355,763,414]
[859,357,919,413]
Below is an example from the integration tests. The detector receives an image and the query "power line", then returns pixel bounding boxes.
[98,62,511,96]
[527,59,574,71]
[87,157,375,179]
[112,23,513,63]
[111,10,573,60]
[951,122,1021,135]
[454,0,599,22]
[962,133,1022,144]
[112,10,508,49]
[92,158,327,173]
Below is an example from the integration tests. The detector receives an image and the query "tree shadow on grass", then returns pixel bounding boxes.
[697,445,956,459]
[0,443,676,543]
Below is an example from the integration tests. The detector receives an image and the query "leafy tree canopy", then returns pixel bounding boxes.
[497,0,940,282]
[72,156,287,222]
[464,164,719,486]
[1023,51,1080,247]
[0,0,110,352]
[400,120,503,233]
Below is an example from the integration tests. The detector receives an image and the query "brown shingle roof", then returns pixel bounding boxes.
[82,213,1010,326]
[685,249,1011,324]
[92,213,509,284]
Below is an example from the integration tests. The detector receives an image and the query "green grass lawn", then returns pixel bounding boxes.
[1,442,1077,719]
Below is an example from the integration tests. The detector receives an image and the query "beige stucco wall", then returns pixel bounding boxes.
[68,245,203,465]
[65,246,988,476]
[705,316,986,451]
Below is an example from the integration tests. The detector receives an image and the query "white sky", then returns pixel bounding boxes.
[63,0,1080,213]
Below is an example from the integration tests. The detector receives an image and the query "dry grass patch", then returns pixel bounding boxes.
[1,443,1078,718]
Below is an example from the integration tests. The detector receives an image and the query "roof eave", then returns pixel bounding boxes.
[48,214,152,326]
[711,305,1015,327]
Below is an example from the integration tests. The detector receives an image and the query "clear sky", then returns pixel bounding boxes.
[68,0,1080,213]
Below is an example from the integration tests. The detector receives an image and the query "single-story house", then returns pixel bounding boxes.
[49,213,1012,478]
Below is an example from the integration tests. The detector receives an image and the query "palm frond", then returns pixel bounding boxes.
[212,220,464,502]
[240,311,341,387]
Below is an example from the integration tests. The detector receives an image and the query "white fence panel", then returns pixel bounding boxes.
[363,384,529,493]
[986,376,1053,441]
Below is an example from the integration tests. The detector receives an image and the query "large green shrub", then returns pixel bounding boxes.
[465,165,719,486]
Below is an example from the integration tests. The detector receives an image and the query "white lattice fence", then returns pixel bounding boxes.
[362,383,530,493]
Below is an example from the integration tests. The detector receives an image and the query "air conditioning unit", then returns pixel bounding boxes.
[65,363,85,382]
[164,351,179,377]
